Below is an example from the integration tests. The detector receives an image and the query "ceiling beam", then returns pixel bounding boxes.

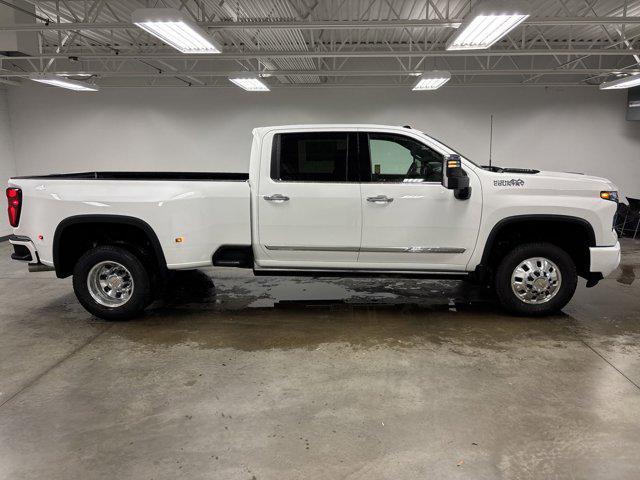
[2,16,640,32]
[3,68,637,78]
[41,82,596,89]
[4,49,640,61]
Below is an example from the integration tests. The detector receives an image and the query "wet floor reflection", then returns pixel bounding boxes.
[617,265,636,285]
[121,267,586,352]
[154,268,493,312]
[129,302,577,352]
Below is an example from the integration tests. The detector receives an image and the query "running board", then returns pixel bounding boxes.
[253,269,469,280]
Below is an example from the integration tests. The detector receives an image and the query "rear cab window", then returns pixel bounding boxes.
[271,132,358,182]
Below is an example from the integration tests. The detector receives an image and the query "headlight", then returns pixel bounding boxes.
[600,191,619,202]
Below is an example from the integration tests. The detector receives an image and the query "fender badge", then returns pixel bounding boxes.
[494,179,525,187]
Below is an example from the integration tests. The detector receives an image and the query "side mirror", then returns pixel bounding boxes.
[443,154,471,200]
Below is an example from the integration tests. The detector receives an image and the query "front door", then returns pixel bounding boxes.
[358,131,482,271]
[256,130,362,269]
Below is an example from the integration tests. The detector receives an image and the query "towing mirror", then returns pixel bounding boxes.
[443,154,471,200]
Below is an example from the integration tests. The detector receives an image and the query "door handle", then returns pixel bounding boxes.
[366,195,394,204]
[263,194,290,203]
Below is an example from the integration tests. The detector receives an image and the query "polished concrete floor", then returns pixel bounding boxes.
[0,240,639,480]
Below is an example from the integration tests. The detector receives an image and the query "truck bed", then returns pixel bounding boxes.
[12,171,249,181]
[8,172,252,270]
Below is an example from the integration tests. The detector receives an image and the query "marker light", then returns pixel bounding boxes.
[6,188,22,227]
[599,74,640,90]
[446,1,529,51]
[412,71,451,91]
[600,191,619,202]
[228,76,270,92]
[446,154,462,172]
[29,74,99,91]
[447,159,462,169]
[132,8,222,54]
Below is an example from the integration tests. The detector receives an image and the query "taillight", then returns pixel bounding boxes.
[6,188,22,227]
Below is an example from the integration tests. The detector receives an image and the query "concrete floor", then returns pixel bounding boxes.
[0,240,639,480]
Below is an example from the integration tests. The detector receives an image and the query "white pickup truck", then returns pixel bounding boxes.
[7,124,621,320]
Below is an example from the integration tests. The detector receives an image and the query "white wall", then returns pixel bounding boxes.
[7,85,640,198]
[0,89,17,237]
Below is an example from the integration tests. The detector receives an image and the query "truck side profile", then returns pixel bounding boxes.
[7,125,621,319]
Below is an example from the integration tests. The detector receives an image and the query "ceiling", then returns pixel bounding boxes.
[1,0,640,89]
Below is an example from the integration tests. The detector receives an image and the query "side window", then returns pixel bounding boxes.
[271,132,350,182]
[367,133,443,183]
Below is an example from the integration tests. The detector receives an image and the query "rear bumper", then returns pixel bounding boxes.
[590,241,621,277]
[9,235,39,264]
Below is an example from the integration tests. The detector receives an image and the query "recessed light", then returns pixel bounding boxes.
[228,76,270,92]
[29,74,99,91]
[599,74,640,90]
[412,71,451,91]
[446,1,529,51]
[132,8,222,54]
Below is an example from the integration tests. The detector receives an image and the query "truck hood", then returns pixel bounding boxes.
[480,165,617,191]
[484,167,619,197]
[535,170,618,190]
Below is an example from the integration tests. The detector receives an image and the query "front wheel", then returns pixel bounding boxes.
[72,245,152,320]
[495,242,577,316]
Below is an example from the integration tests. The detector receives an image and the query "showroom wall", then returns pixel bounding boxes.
[0,89,16,237]
[6,85,640,198]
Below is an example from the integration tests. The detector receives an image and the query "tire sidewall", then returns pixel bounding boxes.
[73,246,151,321]
[495,243,577,316]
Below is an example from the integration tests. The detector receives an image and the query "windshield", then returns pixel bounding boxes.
[415,130,482,168]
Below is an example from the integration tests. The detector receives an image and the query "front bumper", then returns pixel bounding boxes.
[590,241,621,277]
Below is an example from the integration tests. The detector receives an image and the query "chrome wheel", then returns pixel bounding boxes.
[87,261,134,307]
[511,257,562,305]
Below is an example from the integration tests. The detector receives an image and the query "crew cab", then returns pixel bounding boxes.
[6,124,621,319]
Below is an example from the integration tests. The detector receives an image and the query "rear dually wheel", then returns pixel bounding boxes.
[72,245,152,320]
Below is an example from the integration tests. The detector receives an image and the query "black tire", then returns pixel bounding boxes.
[495,242,577,316]
[72,245,152,320]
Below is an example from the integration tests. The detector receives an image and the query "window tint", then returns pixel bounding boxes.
[367,133,443,183]
[272,133,350,182]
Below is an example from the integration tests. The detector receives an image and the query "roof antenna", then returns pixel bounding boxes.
[489,114,494,167]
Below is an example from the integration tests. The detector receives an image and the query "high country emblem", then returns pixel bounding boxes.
[494,179,525,187]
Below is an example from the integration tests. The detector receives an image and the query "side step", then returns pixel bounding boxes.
[28,264,55,272]
[212,245,253,268]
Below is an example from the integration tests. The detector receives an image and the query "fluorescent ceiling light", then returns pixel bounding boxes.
[446,1,529,51]
[132,8,222,54]
[412,71,451,91]
[229,76,270,92]
[29,74,99,91]
[599,74,640,90]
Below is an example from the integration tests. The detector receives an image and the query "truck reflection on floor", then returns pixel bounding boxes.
[152,268,492,312]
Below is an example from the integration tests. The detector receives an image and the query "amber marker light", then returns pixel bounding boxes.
[600,191,619,202]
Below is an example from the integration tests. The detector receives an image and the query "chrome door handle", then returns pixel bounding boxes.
[263,194,290,202]
[367,195,394,204]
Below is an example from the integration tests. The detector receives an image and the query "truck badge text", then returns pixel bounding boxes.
[494,179,525,187]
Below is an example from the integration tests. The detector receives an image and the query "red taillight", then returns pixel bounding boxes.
[6,188,22,227]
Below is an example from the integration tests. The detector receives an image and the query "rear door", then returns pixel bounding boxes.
[256,129,362,269]
[358,130,482,271]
